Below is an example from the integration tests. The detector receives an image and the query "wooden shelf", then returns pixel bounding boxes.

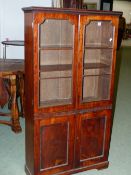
[83,73,110,77]
[40,76,72,80]
[85,46,113,49]
[40,45,73,50]
[82,96,107,102]
[40,98,72,107]
[40,63,110,72]
[40,64,72,72]
[85,44,113,49]
[39,45,112,50]
[84,63,110,69]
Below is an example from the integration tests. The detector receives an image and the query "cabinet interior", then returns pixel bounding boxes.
[39,19,74,107]
[82,20,114,102]
[39,19,114,107]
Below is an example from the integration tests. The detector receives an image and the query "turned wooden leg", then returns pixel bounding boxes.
[10,75,22,133]
[17,72,25,117]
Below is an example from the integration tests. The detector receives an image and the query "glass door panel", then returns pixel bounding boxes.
[82,21,114,102]
[84,21,114,47]
[39,19,74,107]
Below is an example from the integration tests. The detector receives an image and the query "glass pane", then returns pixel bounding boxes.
[85,21,114,47]
[39,19,74,107]
[40,19,73,47]
[82,20,114,103]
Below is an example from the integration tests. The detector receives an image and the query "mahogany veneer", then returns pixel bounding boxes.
[23,7,121,175]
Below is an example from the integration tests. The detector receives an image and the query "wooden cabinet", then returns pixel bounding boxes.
[23,7,121,175]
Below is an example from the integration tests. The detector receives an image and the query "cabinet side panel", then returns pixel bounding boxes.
[24,12,35,175]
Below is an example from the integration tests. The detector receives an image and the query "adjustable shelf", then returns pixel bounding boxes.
[40,45,73,50]
[40,98,72,107]
[85,44,113,49]
[40,63,110,72]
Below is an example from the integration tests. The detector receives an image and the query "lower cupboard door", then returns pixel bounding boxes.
[34,115,75,175]
[75,110,112,168]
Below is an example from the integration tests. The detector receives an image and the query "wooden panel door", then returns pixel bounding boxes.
[75,110,112,168]
[34,115,75,175]
[77,15,119,109]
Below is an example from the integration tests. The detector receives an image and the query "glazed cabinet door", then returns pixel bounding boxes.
[34,115,75,175]
[33,13,78,113]
[75,110,112,167]
[77,15,119,109]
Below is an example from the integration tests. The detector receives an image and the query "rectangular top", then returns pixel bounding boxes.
[22,6,122,17]
[0,59,24,75]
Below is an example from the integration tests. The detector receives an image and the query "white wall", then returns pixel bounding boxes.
[0,0,52,59]
[113,1,131,24]
[0,2,3,58]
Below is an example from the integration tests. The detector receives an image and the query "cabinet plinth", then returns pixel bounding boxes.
[23,7,121,175]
